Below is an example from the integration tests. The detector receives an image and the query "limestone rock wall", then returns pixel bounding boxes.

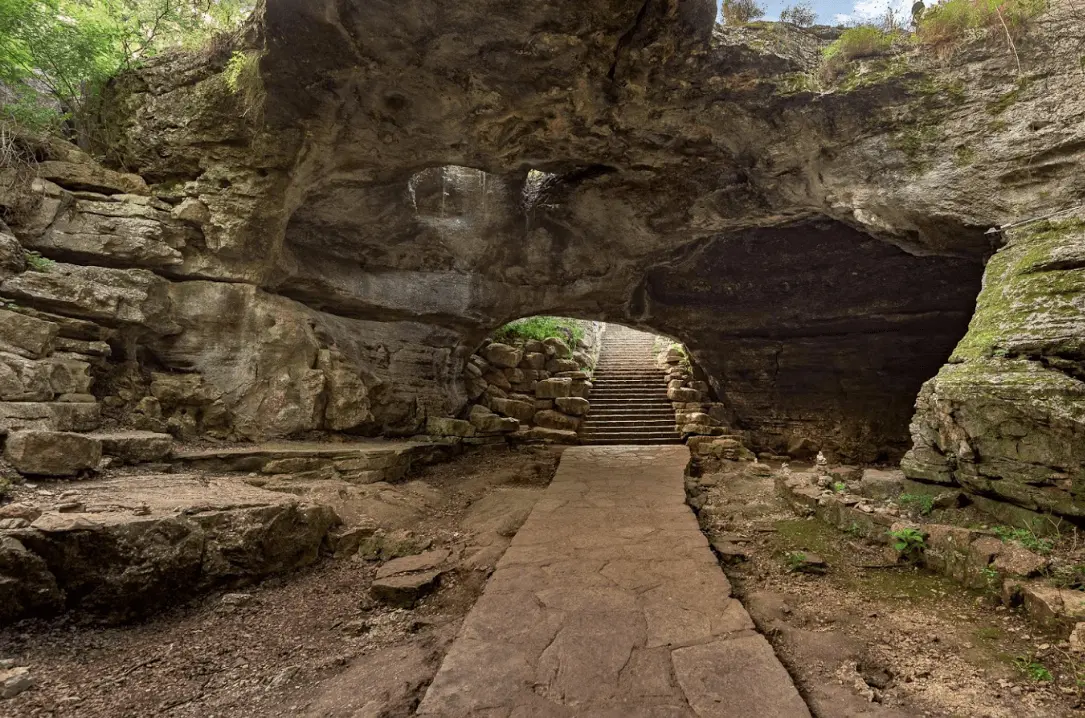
[0,0,1079,485]
[903,216,1085,521]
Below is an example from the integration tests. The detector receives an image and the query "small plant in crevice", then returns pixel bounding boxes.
[898,492,935,516]
[845,521,864,537]
[25,251,55,272]
[1014,655,1053,682]
[832,481,847,493]
[785,550,807,571]
[888,527,926,561]
[980,565,1000,588]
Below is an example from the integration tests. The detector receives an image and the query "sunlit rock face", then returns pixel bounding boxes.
[70,0,1085,471]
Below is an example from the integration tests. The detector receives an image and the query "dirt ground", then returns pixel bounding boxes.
[1,445,564,718]
[689,460,1085,718]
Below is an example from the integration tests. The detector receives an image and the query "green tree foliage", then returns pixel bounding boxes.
[779,3,816,26]
[0,0,253,131]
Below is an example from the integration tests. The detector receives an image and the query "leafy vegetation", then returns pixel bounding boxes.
[916,0,1046,52]
[823,26,897,62]
[721,0,765,25]
[1014,655,1053,682]
[993,525,1054,554]
[25,250,55,272]
[832,481,847,493]
[223,49,263,118]
[0,0,254,133]
[888,527,926,561]
[491,316,586,346]
[779,2,816,26]
[899,492,935,516]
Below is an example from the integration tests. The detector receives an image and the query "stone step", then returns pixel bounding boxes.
[582,421,677,429]
[581,437,684,445]
[87,430,174,465]
[580,433,683,442]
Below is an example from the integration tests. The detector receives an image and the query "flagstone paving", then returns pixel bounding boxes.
[417,445,810,717]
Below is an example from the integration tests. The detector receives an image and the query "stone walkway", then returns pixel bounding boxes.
[417,445,810,717]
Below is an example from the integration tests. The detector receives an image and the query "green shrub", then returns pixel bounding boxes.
[25,251,55,272]
[780,3,816,26]
[491,316,585,346]
[721,0,765,24]
[917,0,1045,50]
[223,50,264,118]
[888,527,926,561]
[823,26,896,61]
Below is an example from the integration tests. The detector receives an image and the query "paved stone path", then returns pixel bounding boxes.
[417,445,810,717]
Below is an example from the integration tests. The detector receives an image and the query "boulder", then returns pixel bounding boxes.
[0,666,34,699]
[426,417,476,438]
[533,409,580,432]
[87,430,173,464]
[535,377,573,399]
[483,369,512,391]
[490,397,535,423]
[668,386,701,402]
[0,352,54,401]
[0,309,58,359]
[4,430,102,476]
[468,404,519,433]
[0,401,100,434]
[0,536,64,623]
[513,426,579,444]
[555,397,590,416]
[0,263,178,335]
[0,226,26,281]
[546,358,579,373]
[522,352,546,370]
[375,548,451,579]
[480,342,523,369]
[859,469,906,499]
[542,337,572,358]
[568,380,592,399]
[370,570,442,608]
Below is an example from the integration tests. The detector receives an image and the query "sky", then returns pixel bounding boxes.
[724,0,917,26]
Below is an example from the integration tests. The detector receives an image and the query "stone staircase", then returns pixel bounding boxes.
[580,326,681,445]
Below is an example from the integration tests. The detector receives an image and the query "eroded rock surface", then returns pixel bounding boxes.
[0,3,1080,486]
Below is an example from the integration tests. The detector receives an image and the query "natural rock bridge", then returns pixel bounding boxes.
[1,0,1085,712]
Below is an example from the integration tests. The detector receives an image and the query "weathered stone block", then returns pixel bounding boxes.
[536,378,573,398]
[481,342,523,369]
[426,417,476,437]
[555,397,589,416]
[522,352,546,370]
[87,431,173,464]
[5,429,102,476]
[533,409,580,432]
[491,397,535,423]
[542,337,571,358]
[0,309,58,359]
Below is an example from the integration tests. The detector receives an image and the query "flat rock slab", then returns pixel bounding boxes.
[417,445,809,717]
[375,548,451,579]
[170,439,456,481]
[0,474,337,622]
